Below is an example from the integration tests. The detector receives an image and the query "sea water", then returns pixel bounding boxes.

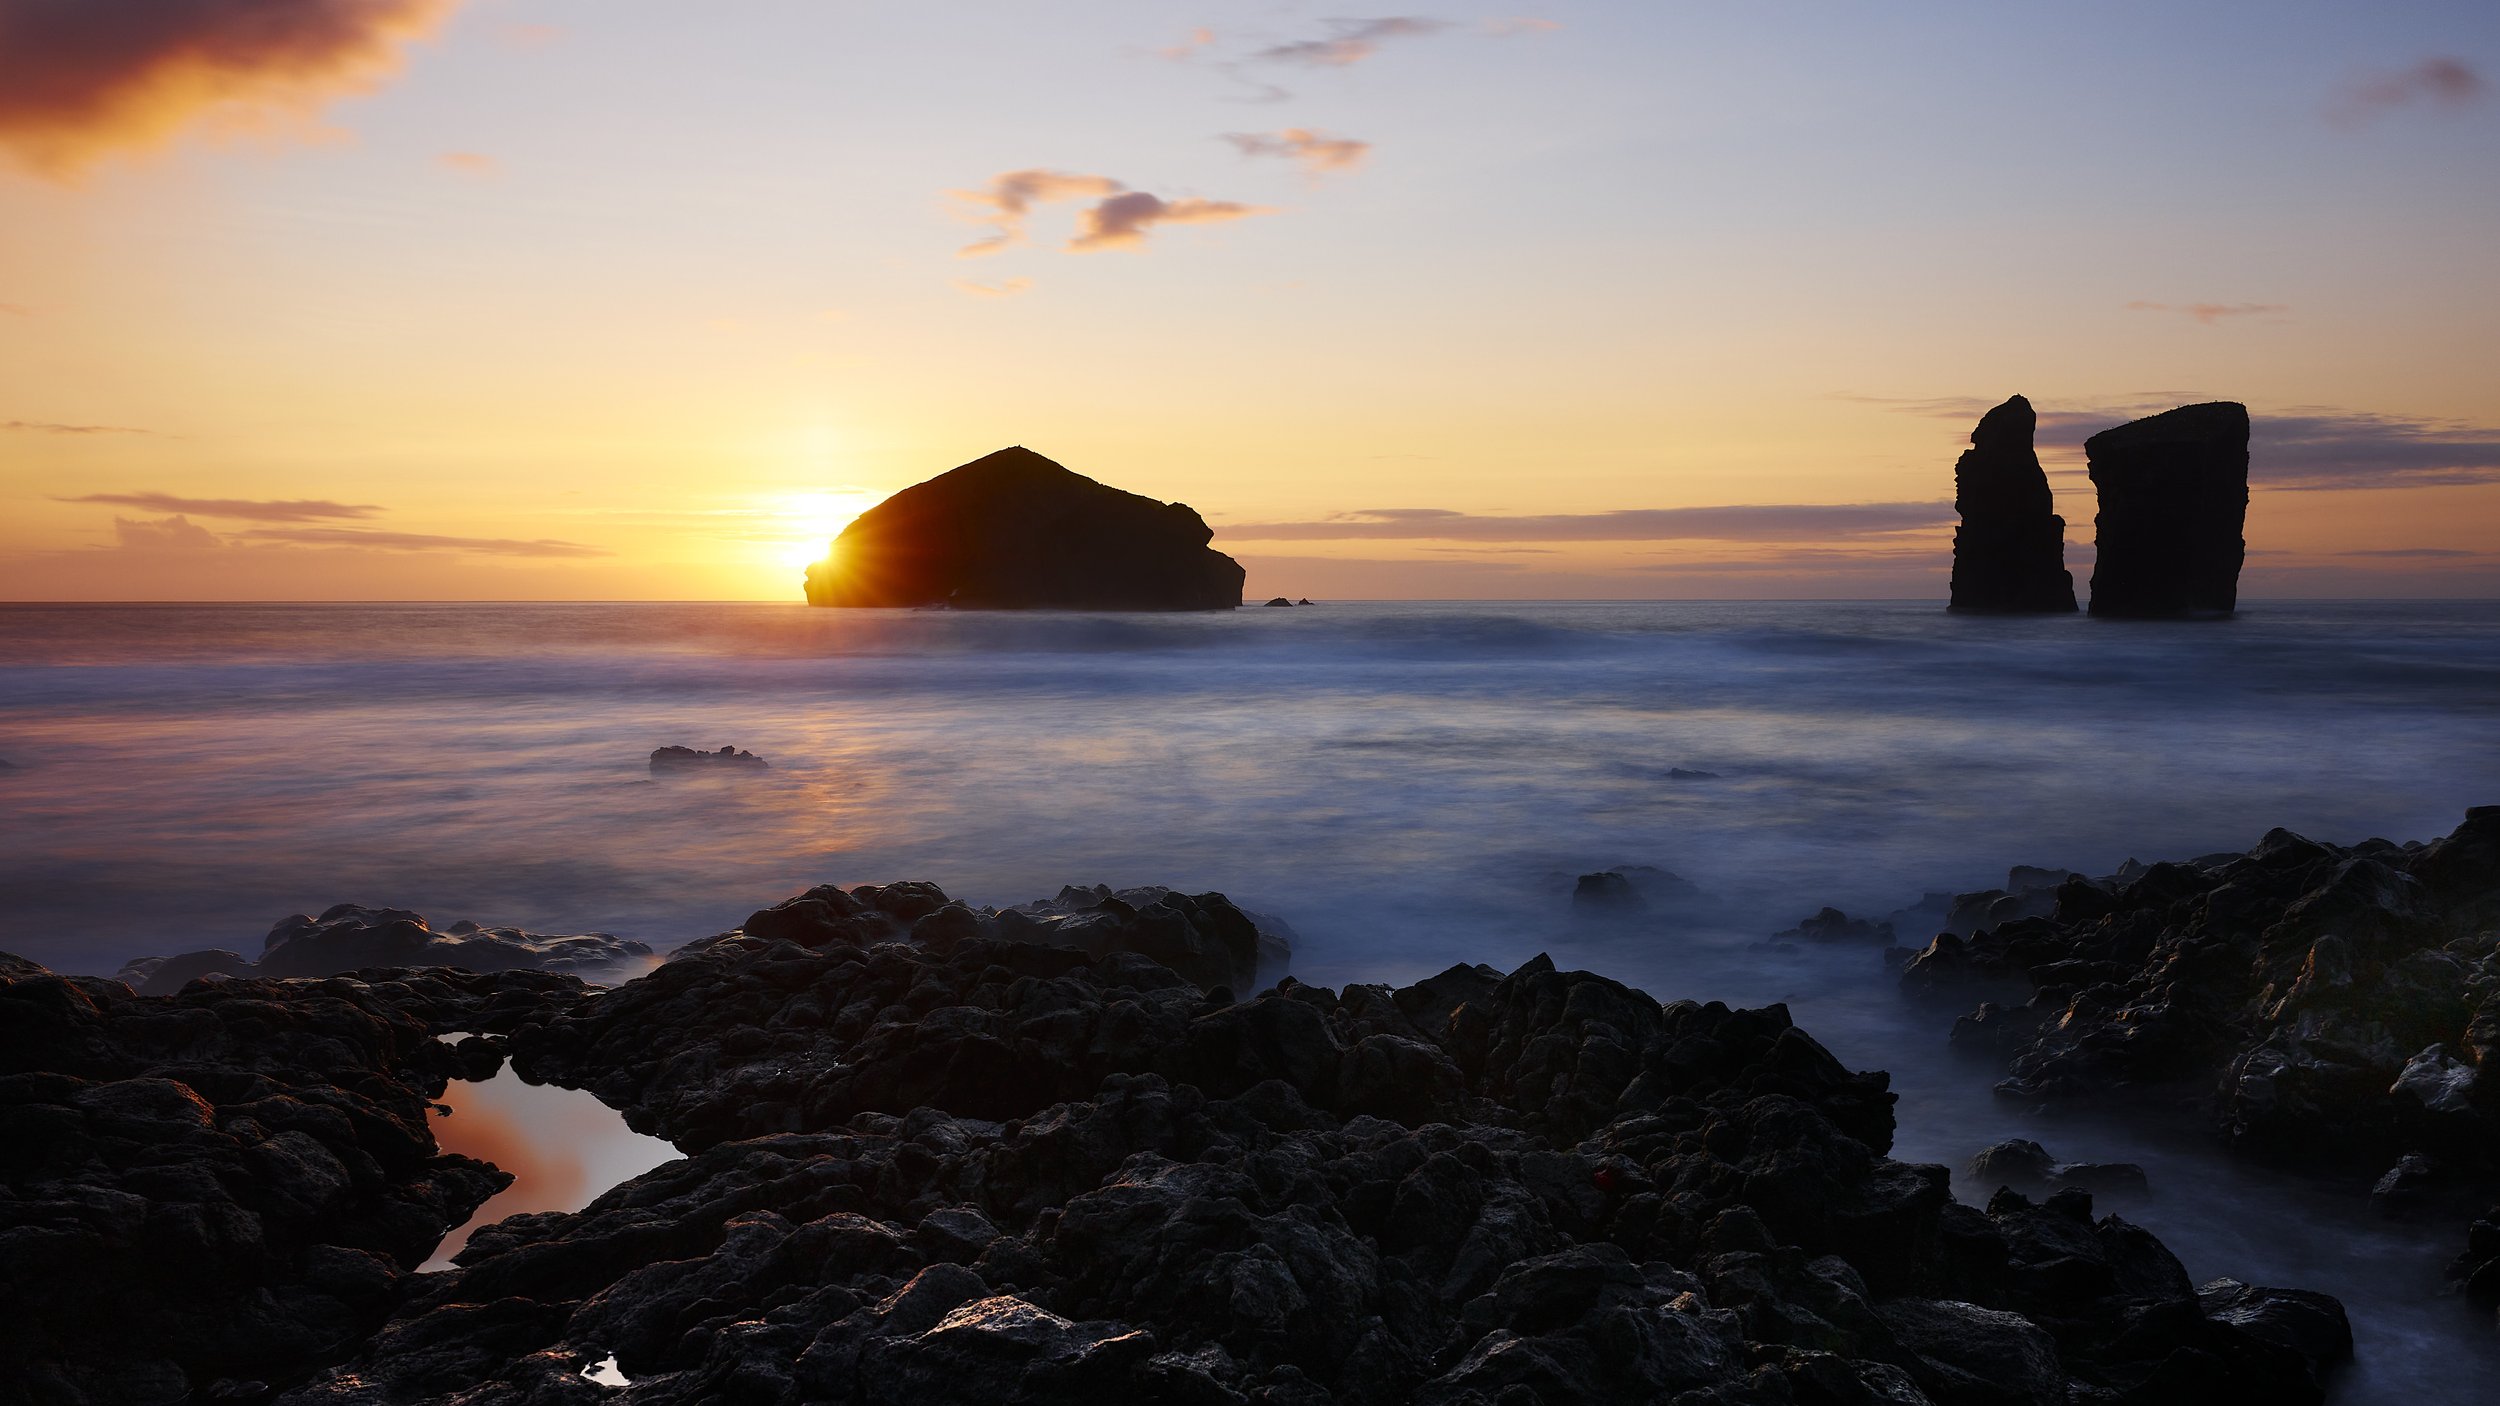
[3,598,2497,1400]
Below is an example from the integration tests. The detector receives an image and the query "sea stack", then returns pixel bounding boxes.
[1948,394,2077,613]
[803,446,1244,610]
[2086,402,2249,617]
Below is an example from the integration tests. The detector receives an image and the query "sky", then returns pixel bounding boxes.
[1,0,2496,601]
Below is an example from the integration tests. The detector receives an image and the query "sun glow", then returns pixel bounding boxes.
[771,491,874,574]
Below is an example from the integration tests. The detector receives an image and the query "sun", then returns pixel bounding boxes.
[771,491,875,575]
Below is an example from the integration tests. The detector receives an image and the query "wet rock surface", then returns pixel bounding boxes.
[1948,394,2077,614]
[0,955,587,1404]
[116,904,653,995]
[2085,401,2250,618]
[802,446,1245,611]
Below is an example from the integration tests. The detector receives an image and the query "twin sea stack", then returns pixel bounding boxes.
[1949,396,2251,618]
[803,447,1245,611]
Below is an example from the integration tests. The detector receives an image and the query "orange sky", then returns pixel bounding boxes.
[3,1,2496,600]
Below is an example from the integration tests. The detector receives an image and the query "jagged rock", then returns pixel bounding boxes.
[116,905,652,994]
[650,744,768,773]
[264,914,2336,1406]
[802,447,1244,610]
[0,955,587,1403]
[1949,394,2077,614]
[2085,401,2250,618]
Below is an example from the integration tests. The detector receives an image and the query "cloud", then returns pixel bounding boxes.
[0,0,459,177]
[59,491,381,522]
[1155,26,1215,62]
[1225,127,1370,175]
[1216,502,1955,543]
[954,277,1034,298]
[437,150,495,175]
[1484,17,1563,36]
[497,22,561,50]
[1068,191,1271,252]
[950,169,1124,256]
[2125,300,2289,325]
[113,514,219,550]
[2336,547,2483,559]
[1844,392,2500,490]
[2332,57,2485,124]
[4,418,145,435]
[1253,17,1452,68]
[239,526,611,557]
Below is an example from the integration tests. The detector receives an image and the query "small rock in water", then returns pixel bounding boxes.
[2370,1152,2446,1214]
[1262,596,1294,607]
[1666,766,1718,780]
[1296,597,1313,604]
[1779,906,1895,942]
[650,744,769,773]
[1967,1138,2149,1197]
[1571,870,1645,913]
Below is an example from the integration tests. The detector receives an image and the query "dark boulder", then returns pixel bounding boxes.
[1949,394,2077,613]
[2085,401,2250,618]
[802,446,1244,611]
[1262,597,1294,607]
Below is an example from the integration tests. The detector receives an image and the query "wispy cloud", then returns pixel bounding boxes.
[2336,547,2483,559]
[5,419,145,435]
[1218,502,1954,543]
[1483,17,1563,37]
[1225,127,1371,176]
[951,170,1269,255]
[1253,17,1452,68]
[0,0,459,177]
[240,527,611,557]
[2331,57,2485,124]
[113,515,219,550]
[954,277,1034,298]
[498,22,561,49]
[437,150,497,175]
[1844,392,2500,490]
[59,492,381,522]
[1155,26,1216,62]
[2125,300,2288,325]
[950,170,1124,256]
[1069,191,1271,252]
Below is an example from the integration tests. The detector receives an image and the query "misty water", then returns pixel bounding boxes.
[4,599,2498,1401]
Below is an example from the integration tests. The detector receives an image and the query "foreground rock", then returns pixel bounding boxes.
[0,956,587,1403]
[1948,394,2077,614]
[802,446,1245,611]
[116,904,653,995]
[2085,402,2250,618]
[650,744,769,773]
[258,881,2345,1405]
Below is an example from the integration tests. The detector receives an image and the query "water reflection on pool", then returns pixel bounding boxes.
[423,1064,678,1271]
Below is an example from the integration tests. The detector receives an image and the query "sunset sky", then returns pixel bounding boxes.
[2,0,2495,600]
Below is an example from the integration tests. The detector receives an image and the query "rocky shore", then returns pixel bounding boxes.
[4,873,2365,1406]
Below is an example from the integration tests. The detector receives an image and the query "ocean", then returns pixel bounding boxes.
[4,598,2498,1400]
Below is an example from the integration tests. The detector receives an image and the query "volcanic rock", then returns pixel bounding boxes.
[1949,394,2077,613]
[0,955,588,1403]
[801,447,1244,610]
[2086,401,2250,617]
[116,905,653,995]
[301,900,2344,1405]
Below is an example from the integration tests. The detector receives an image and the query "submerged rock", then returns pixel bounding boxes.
[116,905,652,994]
[802,446,1245,611]
[650,744,769,773]
[1949,394,2077,614]
[2086,401,2250,618]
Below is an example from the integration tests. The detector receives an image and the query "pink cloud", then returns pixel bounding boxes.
[1067,191,1272,252]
